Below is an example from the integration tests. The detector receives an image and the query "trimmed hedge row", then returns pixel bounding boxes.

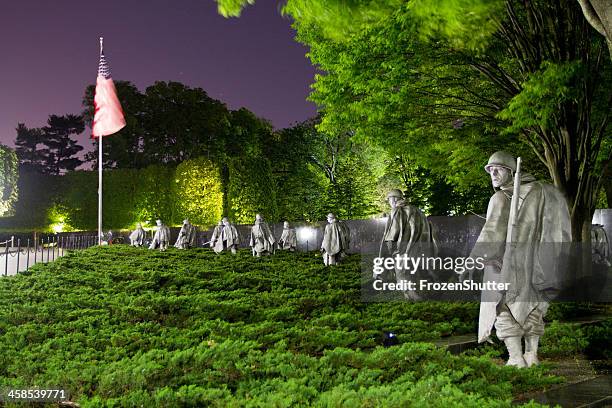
[4,158,229,231]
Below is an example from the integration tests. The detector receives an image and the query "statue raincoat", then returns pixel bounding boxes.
[279,227,297,250]
[214,223,241,253]
[250,221,276,255]
[175,222,197,249]
[129,226,146,247]
[470,173,571,343]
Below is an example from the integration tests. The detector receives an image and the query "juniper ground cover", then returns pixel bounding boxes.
[0,246,604,407]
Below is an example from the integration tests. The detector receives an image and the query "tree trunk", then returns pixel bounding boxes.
[492,0,611,242]
[577,0,612,60]
[221,163,230,217]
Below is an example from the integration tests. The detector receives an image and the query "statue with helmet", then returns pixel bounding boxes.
[129,223,146,247]
[174,219,197,249]
[321,213,351,265]
[149,219,171,251]
[249,214,276,257]
[212,217,241,254]
[469,151,571,368]
[378,189,436,300]
[278,221,298,251]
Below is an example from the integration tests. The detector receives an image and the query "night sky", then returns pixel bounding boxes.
[0,0,317,150]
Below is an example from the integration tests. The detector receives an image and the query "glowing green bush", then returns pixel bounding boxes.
[174,158,223,226]
[46,203,74,233]
[228,156,278,223]
[0,247,561,406]
[0,146,18,217]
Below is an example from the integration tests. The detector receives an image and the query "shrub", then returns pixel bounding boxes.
[0,247,562,405]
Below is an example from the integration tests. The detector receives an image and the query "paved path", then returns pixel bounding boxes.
[514,375,611,407]
[434,314,611,355]
[0,247,65,276]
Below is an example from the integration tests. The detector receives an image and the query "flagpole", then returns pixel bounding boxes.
[93,36,124,244]
[97,37,104,245]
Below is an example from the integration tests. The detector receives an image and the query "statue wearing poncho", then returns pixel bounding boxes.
[379,189,436,300]
[250,214,276,256]
[321,213,350,265]
[470,151,571,368]
[214,217,241,254]
[210,220,224,253]
[278,221,297,251]
[174,219,197,249]
[149,219,171,251]
[129,223,146,247]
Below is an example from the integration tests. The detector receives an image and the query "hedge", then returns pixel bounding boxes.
[0,146,18,217]
[1,157,229,231]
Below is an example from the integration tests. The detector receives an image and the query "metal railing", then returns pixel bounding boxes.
[0,234,98,277]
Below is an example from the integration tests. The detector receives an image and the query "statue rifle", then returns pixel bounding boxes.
[506,157,522,243]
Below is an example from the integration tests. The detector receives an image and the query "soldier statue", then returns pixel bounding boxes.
[149,219,171,251]
[249,214,276,257]
[321,213,350,266]
[213,217,241,254]
[378,189,436,300]
[278,221,297,251]
[129,223,146,247]
[174,219,197,249]
[470,151,571,368]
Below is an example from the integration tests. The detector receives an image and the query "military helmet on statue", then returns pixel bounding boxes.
[484,151,517,174]
[387,189,404,199]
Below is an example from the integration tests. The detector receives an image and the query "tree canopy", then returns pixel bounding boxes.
[216,0,612,240]
[15,115,84,175]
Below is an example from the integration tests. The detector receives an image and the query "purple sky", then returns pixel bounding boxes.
[0,0,317,152]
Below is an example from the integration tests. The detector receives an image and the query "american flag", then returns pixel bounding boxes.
[92,37,125,138]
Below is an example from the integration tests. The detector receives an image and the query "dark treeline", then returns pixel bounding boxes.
[10,80,499,230]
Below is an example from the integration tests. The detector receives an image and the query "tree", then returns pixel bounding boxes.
[14,123,47,172]
[216,0,611,240]
[82,81,147,169]
[14,115,85,175]
[82,81,233,169]
[41,114,84,175]
[141,81,231,165]
[269,121,328,221]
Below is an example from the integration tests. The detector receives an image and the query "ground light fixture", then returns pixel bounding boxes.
[297,227,315,252]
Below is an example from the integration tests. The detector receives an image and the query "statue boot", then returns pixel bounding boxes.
[504,336,527,368]
[523,335,540,367]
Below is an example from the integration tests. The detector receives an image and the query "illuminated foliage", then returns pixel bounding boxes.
[0,246,579,404]
[228,156,278,223]
[0,146,18,217]
[175,158,224,226]
[46,203,74,233]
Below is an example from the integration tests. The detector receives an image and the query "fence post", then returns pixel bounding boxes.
[26,239,30,271]
[46,237,50,262]
[52,237,55,261]
[4,241,8,276]
[16,239,20,275]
